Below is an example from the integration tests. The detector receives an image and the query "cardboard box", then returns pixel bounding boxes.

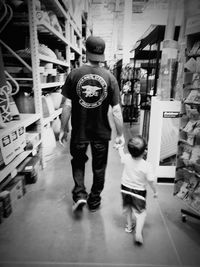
[11,129,18,157]
[18,156,40,184]
[11,128,24,157]
[4,177,24,206]
[25,132,40,149]
[0,133,15,165]
[18,126,26,150]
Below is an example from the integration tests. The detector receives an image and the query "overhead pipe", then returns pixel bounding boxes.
[4,70,20,96]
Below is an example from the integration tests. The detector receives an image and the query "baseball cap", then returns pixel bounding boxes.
[86,36,105,62]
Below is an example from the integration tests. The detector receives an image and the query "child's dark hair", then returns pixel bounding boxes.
[127,135,147,158]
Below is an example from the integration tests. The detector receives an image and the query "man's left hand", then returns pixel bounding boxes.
[59,129,68,146]
[115,135,125,147]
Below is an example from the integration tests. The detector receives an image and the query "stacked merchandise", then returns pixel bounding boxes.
[0,156,40,224]
[0,125,26,168]
[120,63,141,122]
[3,175,26,205]
[174,98,200,215]
[0,191,12,221]
[0,175,26,222]
[174,37,200,218]
[17,156,40,184]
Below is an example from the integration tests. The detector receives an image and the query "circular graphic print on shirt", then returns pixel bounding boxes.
[76,74,108,108]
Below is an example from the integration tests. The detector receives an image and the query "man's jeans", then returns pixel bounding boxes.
[70,141,109,206]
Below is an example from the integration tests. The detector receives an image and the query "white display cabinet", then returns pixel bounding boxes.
[147,97,181,181]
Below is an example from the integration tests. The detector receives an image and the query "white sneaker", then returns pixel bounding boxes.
[72,199,87,212]
[125,222,136,233]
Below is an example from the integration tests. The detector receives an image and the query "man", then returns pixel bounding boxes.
[59,35,124,213]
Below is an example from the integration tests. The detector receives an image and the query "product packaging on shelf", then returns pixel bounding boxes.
[42,95,55,118]
[50,91,63,110]
[0,132,16,165]
[18,126,26,150]
[3,175,25,208]
[25,131,40,150]
[17,156,40,184]
[0,190,12,218]
[11,127,25,157]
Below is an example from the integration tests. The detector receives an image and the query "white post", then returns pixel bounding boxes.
[122,0,132,65]
[157,0,178,100]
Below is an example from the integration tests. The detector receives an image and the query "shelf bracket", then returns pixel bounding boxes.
[0,39,32,72]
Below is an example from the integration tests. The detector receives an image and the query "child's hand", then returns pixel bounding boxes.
[153,192,158,198]
[113,143,124,149]
[115,135,125,147]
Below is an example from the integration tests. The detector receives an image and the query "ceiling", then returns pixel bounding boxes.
[89,0,182,65]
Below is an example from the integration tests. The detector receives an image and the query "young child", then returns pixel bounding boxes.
[115,135,158,245]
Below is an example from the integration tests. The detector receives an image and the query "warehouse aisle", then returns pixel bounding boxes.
[0,122,200,267]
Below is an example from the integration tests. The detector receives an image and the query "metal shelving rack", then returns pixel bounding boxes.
[174,14,200,222]
[0,0,87,186]
[27,0,83,168]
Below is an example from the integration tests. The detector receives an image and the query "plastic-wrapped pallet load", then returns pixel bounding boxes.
[50,91,63,110]
[43,124,57,163]
[42,95,55,118]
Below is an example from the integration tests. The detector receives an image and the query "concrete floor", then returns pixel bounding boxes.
[0,122,200,267]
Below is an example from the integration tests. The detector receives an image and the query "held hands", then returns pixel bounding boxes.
[114,135,125,149]
[59,129,68,146]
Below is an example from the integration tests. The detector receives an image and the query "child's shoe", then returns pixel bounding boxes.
[125,222,135,233]
[135,233,143,244]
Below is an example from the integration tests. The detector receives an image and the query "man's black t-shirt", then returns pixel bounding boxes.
[61,64,120,142]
